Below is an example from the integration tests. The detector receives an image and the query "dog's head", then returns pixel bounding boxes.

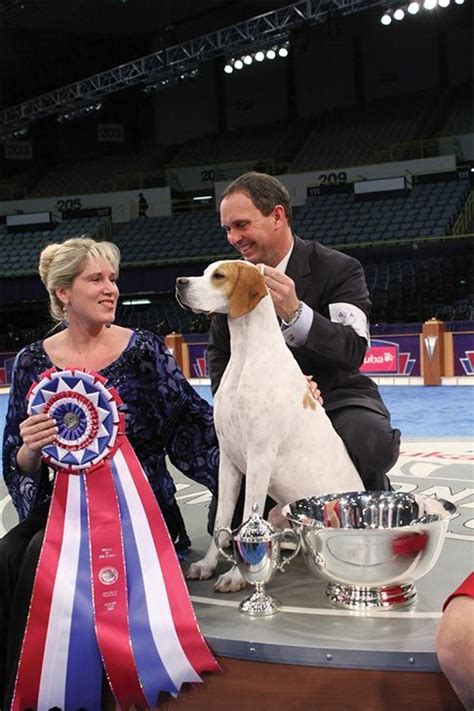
[176,260,268,319]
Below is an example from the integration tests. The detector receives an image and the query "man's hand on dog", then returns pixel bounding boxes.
[305,375,324,406]
[258,264,299,322]
[257,264,324,406]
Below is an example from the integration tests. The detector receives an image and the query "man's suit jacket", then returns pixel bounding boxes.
[207,236,389,416]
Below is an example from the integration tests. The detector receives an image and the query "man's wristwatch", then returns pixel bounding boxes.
[282,301,303,327]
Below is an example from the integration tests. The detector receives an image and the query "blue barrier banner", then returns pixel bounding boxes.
[453,332,474,375]
[0,353,15,386]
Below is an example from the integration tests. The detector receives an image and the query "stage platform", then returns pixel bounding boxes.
[175,437,473,675]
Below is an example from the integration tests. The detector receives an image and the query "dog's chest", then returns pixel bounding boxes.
[213,379,258,464]
[214,384,246,439]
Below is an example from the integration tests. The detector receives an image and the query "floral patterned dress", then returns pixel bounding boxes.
[2,328,218,550]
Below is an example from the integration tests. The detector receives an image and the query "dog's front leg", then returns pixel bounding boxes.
[186,449,242,582]
[242,449,277,525]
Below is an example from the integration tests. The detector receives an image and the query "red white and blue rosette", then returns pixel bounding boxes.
[29,367,121,470]
[12,368,219,711]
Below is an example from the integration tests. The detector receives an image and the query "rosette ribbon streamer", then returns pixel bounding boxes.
[12,367,219,711]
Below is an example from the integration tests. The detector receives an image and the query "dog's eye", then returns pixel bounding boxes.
[212,272,225,280]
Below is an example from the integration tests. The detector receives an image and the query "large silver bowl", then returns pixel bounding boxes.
[282,491,456,610]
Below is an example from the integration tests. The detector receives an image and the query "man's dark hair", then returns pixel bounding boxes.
[221,171,293,227]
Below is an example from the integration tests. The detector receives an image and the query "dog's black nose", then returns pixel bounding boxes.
[176,277,189,286]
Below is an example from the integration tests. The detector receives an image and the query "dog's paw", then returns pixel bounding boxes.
[186,560,215,580]
[213,566,247,593]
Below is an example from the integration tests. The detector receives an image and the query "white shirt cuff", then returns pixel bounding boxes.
[282,302,313,347]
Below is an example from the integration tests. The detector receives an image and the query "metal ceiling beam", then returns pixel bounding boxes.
[0,0,396,138]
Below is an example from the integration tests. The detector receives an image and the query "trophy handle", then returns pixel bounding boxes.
[213,527,236,564]
[277,528,301,571]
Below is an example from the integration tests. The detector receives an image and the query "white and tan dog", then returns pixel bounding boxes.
[176,260,363,592]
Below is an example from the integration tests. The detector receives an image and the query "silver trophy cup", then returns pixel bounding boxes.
[283,491,456,610]
[214,505,301,616]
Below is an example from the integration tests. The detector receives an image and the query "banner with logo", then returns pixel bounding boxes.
[360,337,420,376]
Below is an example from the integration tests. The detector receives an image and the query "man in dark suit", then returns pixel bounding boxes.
[208,172,400,507]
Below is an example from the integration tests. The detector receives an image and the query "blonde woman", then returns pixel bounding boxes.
[1,237,218,708]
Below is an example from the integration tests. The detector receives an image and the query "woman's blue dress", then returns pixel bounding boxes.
[2,328,218,549]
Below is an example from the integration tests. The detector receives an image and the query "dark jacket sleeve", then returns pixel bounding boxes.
[302,254,370,371]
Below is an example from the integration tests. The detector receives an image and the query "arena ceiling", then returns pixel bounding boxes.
[0,0,297,111]
[2,0,469,135]
[0,0,291,36]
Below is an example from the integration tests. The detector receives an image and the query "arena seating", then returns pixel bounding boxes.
[10,83,470,204]
[364,252,473,323]
[437,81,473,137]
[293,178,471,246]
[0,217,110,276]
[113,212,233,264]
[166,121,305,172]
[108,179,473,268]
[29,150,168,198]
[116,299,209,335]
[288,90,444,172]
[290,118,420,173]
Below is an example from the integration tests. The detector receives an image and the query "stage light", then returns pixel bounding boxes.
[381,12,392,24]
[454,0,465,4]
[438,0,450,5]
[423,0,437,9]
[255,51,265,62]
[234,59,243,70]
[224,64,233,74]
[394,8,405,19]
[266,49,276,60]
[278,45,289,57]
[243,55,253,65]
[407,1,420,12]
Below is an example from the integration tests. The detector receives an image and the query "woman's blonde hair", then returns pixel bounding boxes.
[39,236,121,321]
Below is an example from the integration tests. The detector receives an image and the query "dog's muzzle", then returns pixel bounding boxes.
[175,277,214,316]
[175,277,190,310]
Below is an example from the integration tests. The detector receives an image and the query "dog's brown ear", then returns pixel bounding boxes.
[228,264,267,319]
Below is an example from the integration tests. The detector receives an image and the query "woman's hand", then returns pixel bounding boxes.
[17,413,57,474]
[20,413,58,452]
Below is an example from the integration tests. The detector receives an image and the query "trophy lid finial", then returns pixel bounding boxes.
[236,503,275,542]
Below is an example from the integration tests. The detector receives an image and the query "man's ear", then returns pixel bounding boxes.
[273,204,286,228]
[228,264,268,319]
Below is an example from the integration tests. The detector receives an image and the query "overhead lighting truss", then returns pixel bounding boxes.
[224,41,290,74]
[56,101,103,123]
[380,0,466,24]
[0,0,404,140]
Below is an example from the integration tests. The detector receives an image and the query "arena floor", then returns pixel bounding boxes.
[1,385,473,675]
